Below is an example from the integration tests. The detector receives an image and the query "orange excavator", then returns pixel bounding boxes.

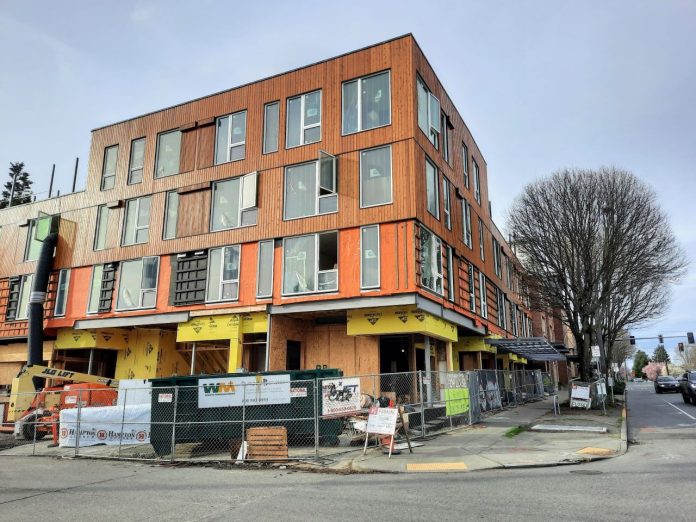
[6,365,118,440]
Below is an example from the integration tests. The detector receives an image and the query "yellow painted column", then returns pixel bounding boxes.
[446,341,454,371]
[227,320,243,373]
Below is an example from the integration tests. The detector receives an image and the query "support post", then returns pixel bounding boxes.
[170,386,178,462]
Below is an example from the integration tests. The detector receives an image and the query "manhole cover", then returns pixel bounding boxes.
[569,470,603,475]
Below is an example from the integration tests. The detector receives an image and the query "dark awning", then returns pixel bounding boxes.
[484,337,567,362]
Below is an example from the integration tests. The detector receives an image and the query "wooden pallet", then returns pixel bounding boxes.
[245,426,288,461]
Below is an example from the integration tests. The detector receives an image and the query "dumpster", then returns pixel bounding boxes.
[149,369,342,457]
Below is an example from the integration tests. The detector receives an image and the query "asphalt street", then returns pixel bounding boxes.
[0,382,694,522]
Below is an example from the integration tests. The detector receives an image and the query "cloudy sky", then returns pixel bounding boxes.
[1,1,694,360]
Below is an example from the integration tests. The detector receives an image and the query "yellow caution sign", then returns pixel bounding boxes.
[347,306,457,342]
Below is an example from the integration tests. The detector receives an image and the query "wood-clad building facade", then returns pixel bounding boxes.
[0,34,533,385]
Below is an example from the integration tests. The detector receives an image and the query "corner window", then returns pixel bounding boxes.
[462,143,469,189]
[417,76,440,148]
[360,145,392,208]
[446,245,455,303]
[420,227,443,295]
[54,269,70,317]
[283,156,337,220]
[286,90,321,148]
[462,200,472,248]
[360,225,380,289]
[163,191,179,240]
[342,71,391,134]
[478,218,485,261]
[211,172,258,231]
[442,177,451,230]
[122,196,152,246]
[263,102,280,154]
[473,160,481,204]
[117,257,159,311]
[425,157,439,219]
[128,138,145,184]
[94,205,109,250]
[479,271,488,319]
[101,145,118,190]
[206,245,240,302]
[155,130,181,178]
[468,263,476,313]
[215,110,247,164]
[257,240,274,298]
[282,232,338,295]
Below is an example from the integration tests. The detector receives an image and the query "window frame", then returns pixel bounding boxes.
[23,219,42,262]
[100,144,118,191]
[283,159,338,221]
[94,205,109,251]
[359,144,393,209]
[473,159,481,204]
[127,137,145,185]
[441,112,450,163]
[446,245,455,303]
[425,157,439,219]
[210,172,258,232]
[497,288,506,329]
[442,176,451,230]
[285,89,322,149]
[215,110,247,164]
[205,245,241,303]
[416,75,441,148]
[121,196,152,246]
[115,256,160,312]
[163,190,179,240]
[360,225,380,290]
[462,143,470,189]
[256,240,275,299]
[478,218,485,261]
[341,69,392,135]
[262,101,280,154]
[154,129,182,179]
[14,274,33,321]
[493,238,502,278]
[281,231,339,296]
[468,263,476,313]
[53,268,70,317]
[462,200,473,248]
[87,264,105,314]
[420,226,444,296]
[479,271,488,319]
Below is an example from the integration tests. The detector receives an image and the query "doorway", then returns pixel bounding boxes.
[286,340,302,370]
[379,336,410,374]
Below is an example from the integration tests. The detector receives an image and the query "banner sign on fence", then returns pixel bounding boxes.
[322,378,361,416]
[365,406,398,435]
[198,374,291,408]
[59,404,151,447]
[444,388,470,416]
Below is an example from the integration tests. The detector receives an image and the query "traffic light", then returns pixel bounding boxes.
[688,332,695,344]
[658,334,664,344]
[679,342,685,352]
[629,336,636,346]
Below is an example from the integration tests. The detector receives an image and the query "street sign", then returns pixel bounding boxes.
[591,345,601,358]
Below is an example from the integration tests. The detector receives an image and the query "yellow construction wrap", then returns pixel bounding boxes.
[55,328,130,350]
[346,306,458,342]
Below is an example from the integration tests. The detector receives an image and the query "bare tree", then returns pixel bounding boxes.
[679,345,696,371]
[508,167,685,380]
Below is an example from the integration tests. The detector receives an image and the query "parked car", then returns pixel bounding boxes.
[654,376,680,393]
[634,377,643,383]
[679,371,696,404]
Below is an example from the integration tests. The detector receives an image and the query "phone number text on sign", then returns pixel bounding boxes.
[321,378,361,417]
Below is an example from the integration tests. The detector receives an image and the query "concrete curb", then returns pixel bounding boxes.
[619,388,628,455]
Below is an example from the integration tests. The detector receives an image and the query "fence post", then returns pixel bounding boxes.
[419,371,426,438]
[314,378,320,459]
[118,388,127,458]
[170,386,178,462]
[241,383,247,462]
[32,393,38,456]
[74,392,82,458]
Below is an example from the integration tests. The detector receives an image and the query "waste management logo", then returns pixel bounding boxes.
[198,374,291,408]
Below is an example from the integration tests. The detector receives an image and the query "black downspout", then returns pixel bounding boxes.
[27,232,58,389]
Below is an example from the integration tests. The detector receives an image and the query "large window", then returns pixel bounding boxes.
[155,130,181,178]
[420,227,443,295]
[87,263,116,314]
[122,196,152,246]
[94,205,109,250]
[211,172,258,231]
[101,145,118,190]
[257,240,274,298]
[360,145,392,208]
[128,138,145,184]
[263,102,280,154]
[360,225,380,289]
[286,90,321,148]
[478,218,485,261]
[215,110,247,164]
[54,269,70,317]
[479,271,488,319]
[462,200,472,248]
[206,245,240,302]
[24,219,42,261]
[163,191,179,240]
[442,177,451,230]
[462,143,469,189]
[283,232,338,295]
[87,265,104,314]
[117,257,159,311]
[417,75,441,148]
[468,263,476,313]
[284,155,337,220]
[473,160,481,204]
[425,158,439,218]
[342,71,391,134]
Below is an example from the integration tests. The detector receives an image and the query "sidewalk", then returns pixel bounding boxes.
[314,392,626,474]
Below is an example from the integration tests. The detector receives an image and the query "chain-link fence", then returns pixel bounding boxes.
[0,369,551,462]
